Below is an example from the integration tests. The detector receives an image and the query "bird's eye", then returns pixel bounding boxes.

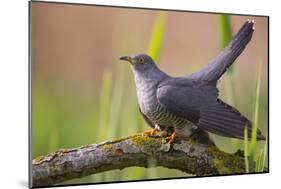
[139,58,145,64]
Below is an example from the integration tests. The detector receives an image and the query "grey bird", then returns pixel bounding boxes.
[120,20,265,143]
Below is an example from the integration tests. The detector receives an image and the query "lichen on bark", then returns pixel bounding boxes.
[32,133,246,187]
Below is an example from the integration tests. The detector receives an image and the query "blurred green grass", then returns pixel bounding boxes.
[32,13,268,185]
[148,12,166,62]
[244,60,267,173]
[219,15,237,106]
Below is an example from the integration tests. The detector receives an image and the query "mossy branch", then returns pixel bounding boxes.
[32,133,245,187]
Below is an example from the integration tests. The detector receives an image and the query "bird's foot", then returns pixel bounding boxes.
[143,128,160,136]
[166,132,176,144]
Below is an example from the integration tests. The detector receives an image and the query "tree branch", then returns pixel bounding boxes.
[32,133,245,187]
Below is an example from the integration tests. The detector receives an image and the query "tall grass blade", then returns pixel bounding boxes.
[255,149,263,172]
[261,140,268,171]
[244,127,249,173]
[219,15,236,106]
[147,12,166,62]
[248,60,263,171]
[219,15,233,51]
[110,65,124,138]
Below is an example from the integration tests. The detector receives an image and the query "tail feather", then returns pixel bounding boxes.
[189,20,254,82]
[199,99,265,141]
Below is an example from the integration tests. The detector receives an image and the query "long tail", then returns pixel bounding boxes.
[189,20,254,82]
[199,99,265,140]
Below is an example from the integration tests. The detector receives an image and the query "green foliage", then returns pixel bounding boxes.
[244,127,249,173]
[109,66,125,138]
[244,60,267,173]
[219,15,233,49]
[260,141,268,171]
[147,12,166,62]
[249,60,263,171]
[219,15,237,107]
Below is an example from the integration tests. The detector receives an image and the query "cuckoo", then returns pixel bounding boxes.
[120,20,265,143]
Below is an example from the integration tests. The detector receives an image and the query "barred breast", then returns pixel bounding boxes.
[136,79,158,116]
[136,78,193,131]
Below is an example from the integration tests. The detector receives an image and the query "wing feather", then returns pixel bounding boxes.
[156,81,265,140]
[157,79,218,123]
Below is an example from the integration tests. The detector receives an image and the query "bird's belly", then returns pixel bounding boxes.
[136,81,193,130]
[149,106,178,126]
[138,96,172,127]
[138,97,158,119]
[148,105,195,132]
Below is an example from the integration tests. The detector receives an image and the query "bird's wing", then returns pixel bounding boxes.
[157,80,265,140]
[199,99,265,140]
[156,78,218,123]
[188,20,254,82]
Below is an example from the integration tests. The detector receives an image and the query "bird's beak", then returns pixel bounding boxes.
[120,56,133,64]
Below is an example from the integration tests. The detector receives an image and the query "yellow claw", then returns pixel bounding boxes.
[166,132,176,144]
[143,128,159,136]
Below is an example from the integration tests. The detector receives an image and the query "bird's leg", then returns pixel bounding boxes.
[166,132,177,144]
[143,124,161,136]
[143,128,160,136]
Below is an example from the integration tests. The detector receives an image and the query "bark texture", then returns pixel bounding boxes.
[32,134,245,187]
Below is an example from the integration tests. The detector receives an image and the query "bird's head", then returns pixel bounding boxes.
[120,54,157,73]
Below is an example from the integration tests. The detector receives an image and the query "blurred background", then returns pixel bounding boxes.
[31,2,268,185]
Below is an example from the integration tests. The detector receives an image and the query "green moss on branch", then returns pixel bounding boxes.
[32,133,245,187]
